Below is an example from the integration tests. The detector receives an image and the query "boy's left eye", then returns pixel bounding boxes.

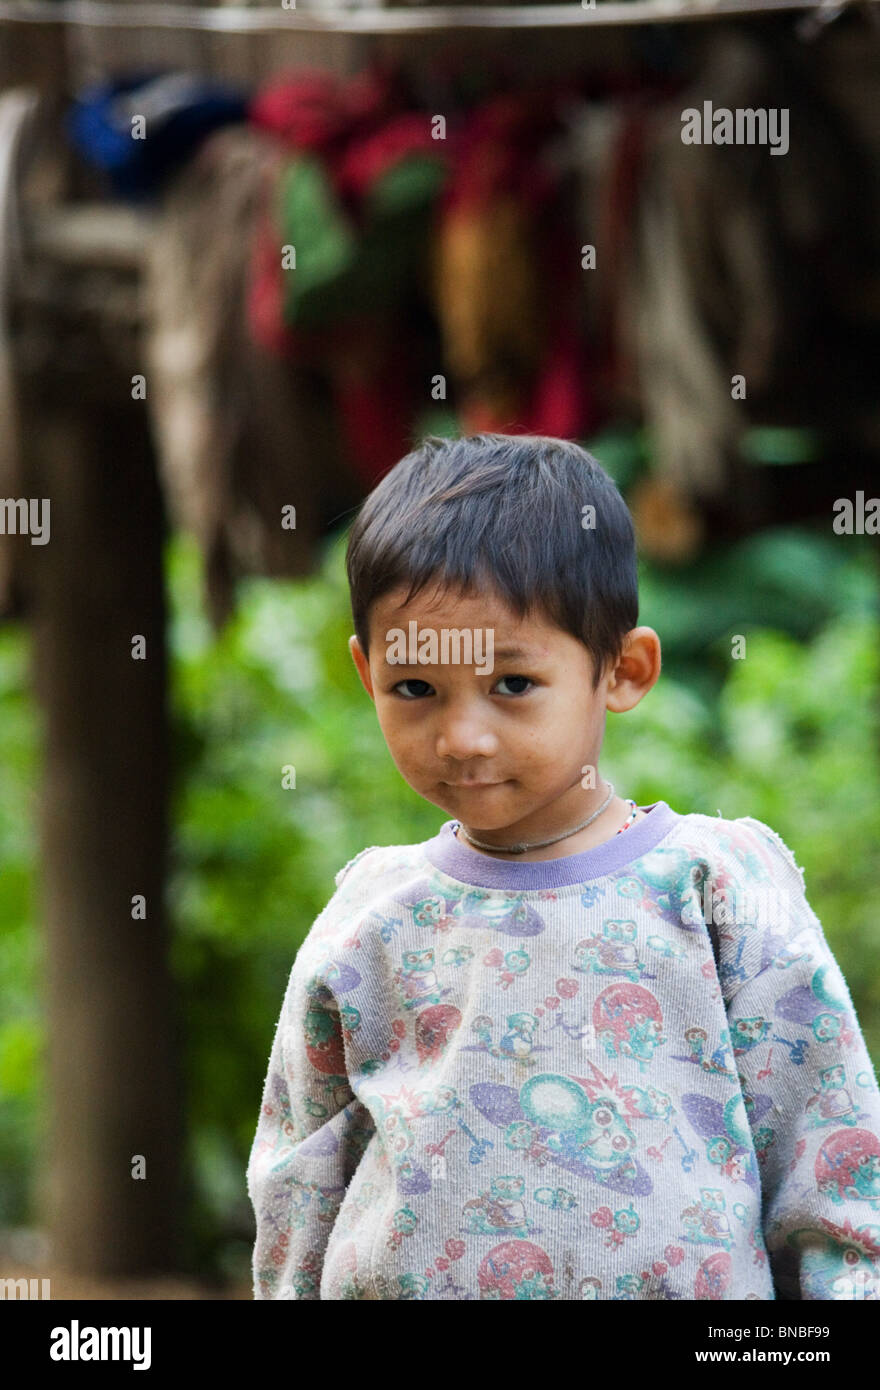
[494,675,533,696]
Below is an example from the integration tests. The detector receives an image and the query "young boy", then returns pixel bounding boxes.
[247,433,880,1301]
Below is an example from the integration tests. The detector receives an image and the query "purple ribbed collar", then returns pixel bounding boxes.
[422,801,680,890]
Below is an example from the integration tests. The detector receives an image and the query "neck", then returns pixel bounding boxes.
[456,785,633,862]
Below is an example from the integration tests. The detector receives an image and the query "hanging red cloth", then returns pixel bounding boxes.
[431,86,595,440]
[245,68,601,485]
[245,64,449,486]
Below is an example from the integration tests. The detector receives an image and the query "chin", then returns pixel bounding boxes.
[439,788,530,829]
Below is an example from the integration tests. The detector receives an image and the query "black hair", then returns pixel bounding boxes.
[345,433,639,690]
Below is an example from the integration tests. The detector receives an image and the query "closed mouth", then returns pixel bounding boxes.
[443,779,506,788]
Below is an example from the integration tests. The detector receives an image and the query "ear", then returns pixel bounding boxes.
[604,627,661,714]
[349,634,375,701]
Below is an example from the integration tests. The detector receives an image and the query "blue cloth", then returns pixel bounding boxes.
[65,69,247,201]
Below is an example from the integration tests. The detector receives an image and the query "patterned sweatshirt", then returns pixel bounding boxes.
[246,800,880,1300]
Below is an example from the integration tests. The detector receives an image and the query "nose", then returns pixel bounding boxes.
[435,704,499,763]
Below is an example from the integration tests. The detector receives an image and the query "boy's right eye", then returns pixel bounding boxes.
[393,679,434,699]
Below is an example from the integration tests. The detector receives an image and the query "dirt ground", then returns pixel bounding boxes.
[0,1233,251,1300]
[11,1269,251,1299]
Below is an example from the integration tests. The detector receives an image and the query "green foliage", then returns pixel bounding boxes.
[165,534,442,1276]
[1,521,878,1284]
[0,624,42,1225]
[602,618,880,1059]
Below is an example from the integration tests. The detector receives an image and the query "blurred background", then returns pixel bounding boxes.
[0,0,878,1299]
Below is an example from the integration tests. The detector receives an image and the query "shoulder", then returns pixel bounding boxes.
[668,812,823,1003]
[725,815,809,892]
[289,839,433,982]
[333,838,432,892]
[334,845,386,890]
[665,809,808,893]
[301,836,440,952]
[280,837,445,1005]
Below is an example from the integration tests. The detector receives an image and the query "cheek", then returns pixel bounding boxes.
[519,713,595,765]
[373,701,408,750]
[539,689,603,735]
[375,706,429,767]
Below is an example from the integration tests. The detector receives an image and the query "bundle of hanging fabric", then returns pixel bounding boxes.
[143,121,360,629]
[615,27,879,505]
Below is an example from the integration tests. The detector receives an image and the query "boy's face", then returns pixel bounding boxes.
[349,581,660,842]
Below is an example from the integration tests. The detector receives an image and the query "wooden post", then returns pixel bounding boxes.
[15,216,184,1277]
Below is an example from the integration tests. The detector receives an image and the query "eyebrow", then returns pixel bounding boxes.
[381,644,544,667]
[492,646,545,662]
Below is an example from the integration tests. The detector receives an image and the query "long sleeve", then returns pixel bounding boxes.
[716,816,880,1301]
[246,864,377,1300]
